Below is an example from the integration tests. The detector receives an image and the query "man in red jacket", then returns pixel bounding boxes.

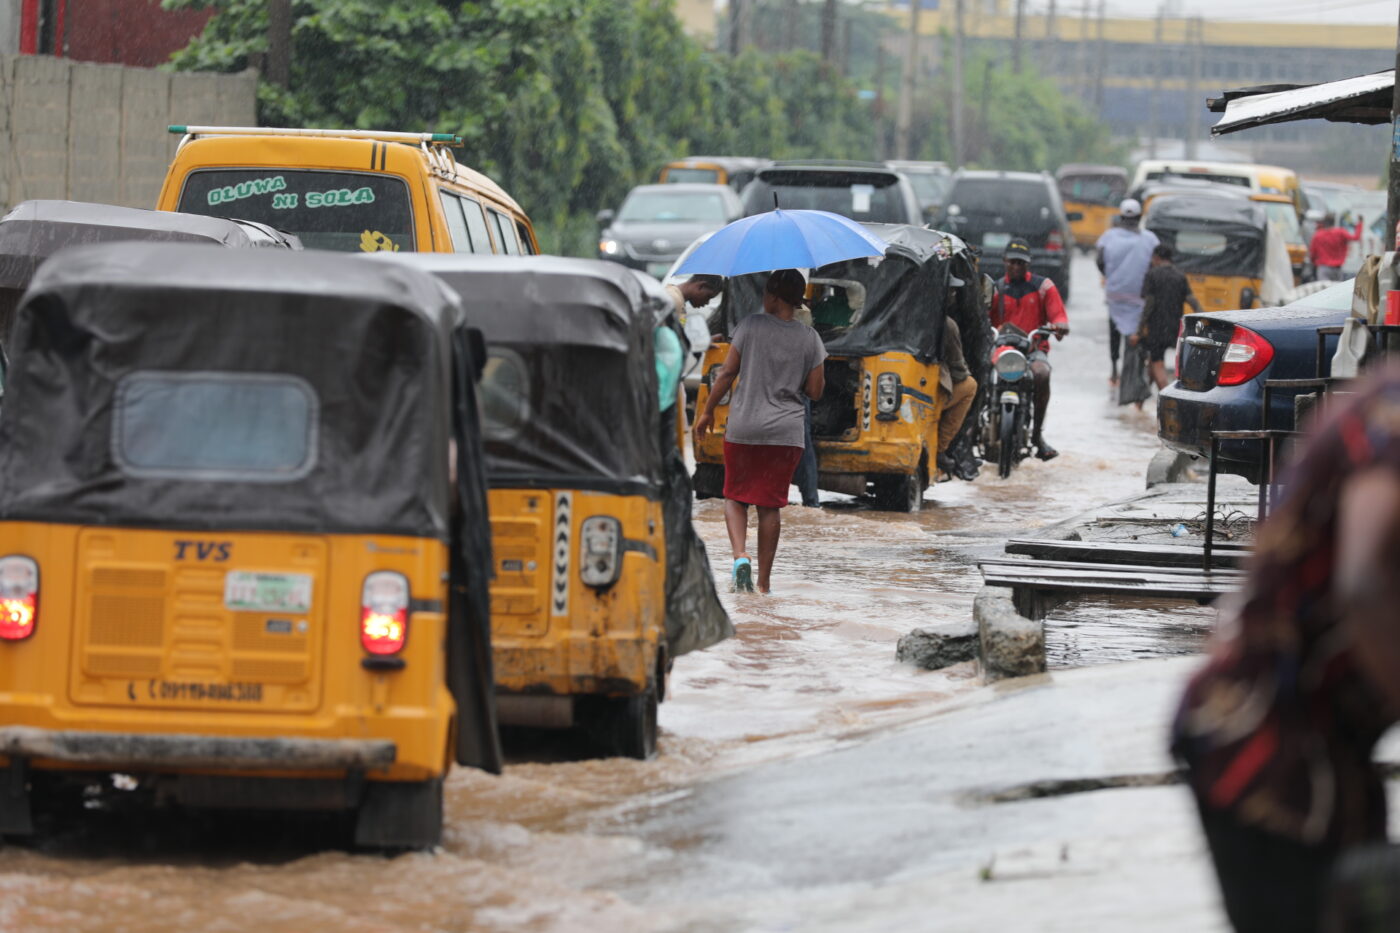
[1308,213,1361,283]
[989,239,1070,460]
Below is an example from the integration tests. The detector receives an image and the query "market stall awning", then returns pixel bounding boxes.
[1208,69,1393,136]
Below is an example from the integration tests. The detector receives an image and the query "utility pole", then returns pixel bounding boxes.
[821,0,838,63]
[1388,1,1400,248]
[875,43,888,157]
[1185,16,1202,159]
[1044,0,1057,78]
[1147,4,1163,159]
[894,0,922,160]
[782,0,798,52]
[952,0,966,167]
[267,0,292,90]
[1076,1,1090,104]
[1013,0,1025,74]
[1093,0,1106,112]
[841,18,853,77]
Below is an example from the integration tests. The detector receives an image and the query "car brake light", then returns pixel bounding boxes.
[0,556,37,641]
[360,571,409,655]
[1217,325,1275,387]
[1046,229,1063,251]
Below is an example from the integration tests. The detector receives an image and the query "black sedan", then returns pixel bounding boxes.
[1157,279,1353,482]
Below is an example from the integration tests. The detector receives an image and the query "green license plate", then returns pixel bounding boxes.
[982,231,1012,251]
[224,571,313,613]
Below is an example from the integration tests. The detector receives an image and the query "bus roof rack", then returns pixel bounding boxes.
[168,125,463,146]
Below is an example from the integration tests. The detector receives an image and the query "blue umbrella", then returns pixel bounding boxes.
[673,209,886,277]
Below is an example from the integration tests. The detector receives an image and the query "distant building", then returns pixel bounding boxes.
[18,0,212,66]
[887,4,1393,169]
[677,0,718,42]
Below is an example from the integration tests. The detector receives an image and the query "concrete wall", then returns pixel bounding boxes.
[0,54,256,211]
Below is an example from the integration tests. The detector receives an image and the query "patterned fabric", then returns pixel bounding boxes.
[1173,367,1400,848]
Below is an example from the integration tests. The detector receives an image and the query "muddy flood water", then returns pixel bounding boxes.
[0,253,1225,931]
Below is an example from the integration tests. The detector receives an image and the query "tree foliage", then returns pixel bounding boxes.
[163,0,876,252]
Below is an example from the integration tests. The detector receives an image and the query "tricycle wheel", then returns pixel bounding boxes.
[353,778,444,850]
[583,684,658,760]
[872,473,923,512]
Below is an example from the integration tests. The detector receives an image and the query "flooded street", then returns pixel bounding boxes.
[0,253,1224,931]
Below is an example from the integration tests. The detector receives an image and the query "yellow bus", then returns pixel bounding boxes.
[158,126,539,255]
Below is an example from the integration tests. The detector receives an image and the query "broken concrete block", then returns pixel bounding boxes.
[975,586,1046,682]
[896,622,978,670]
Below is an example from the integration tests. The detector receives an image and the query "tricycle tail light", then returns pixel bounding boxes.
[360,570,409,655]
[876,373,900,413]
[0,556,37,641]
[579,516,623,588]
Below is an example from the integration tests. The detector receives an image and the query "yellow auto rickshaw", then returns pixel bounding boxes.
[1145,195,1294,311]
[381,253,731,759]
[693,224,983,512]
[1056,164,1127,250]
[0,243,501,848]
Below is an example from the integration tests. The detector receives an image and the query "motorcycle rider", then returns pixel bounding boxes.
[988,239,1070,461]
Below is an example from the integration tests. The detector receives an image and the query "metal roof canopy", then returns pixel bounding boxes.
[1208,69,1394,136]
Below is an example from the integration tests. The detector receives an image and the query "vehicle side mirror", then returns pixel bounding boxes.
[595,209,615,227]
[1065,211,1084,222]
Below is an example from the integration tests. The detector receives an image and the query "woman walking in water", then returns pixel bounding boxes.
[694,269,826,594]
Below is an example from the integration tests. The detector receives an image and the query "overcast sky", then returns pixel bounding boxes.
[1093,0,1396,24]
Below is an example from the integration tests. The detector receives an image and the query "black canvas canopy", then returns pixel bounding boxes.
[716,223,971,364]
[1145,196,1267,277]
[381,253,665,497]
[0,200,299,342]
[0,242,459,538]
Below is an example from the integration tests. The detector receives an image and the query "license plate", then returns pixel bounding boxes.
[982,232,1012,251]
[647,262,671,278]
[224,571,313,613]
[1000,391,1021,404]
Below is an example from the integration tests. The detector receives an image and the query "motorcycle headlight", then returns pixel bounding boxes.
[876,372,901,414]
[994,351,1028,382]
[579,516,622,588]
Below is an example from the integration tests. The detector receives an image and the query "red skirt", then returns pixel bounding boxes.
[723,441,804,509]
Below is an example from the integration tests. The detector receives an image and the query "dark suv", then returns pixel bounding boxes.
[740,161,923,226]
[933,170,1077,301]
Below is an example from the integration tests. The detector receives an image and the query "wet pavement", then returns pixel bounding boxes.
[0,253,1235,931]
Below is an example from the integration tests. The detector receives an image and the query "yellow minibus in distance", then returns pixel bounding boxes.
[157,126,538,255]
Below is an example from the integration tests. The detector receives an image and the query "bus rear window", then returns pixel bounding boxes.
[177,169,415,253]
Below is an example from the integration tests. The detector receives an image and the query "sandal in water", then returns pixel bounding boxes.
[732,557,755,593]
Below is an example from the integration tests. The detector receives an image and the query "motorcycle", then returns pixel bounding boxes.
[979,325,1055,479]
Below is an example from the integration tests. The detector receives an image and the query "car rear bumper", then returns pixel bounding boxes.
[0,725,396,771]
[1158,382,1268,474]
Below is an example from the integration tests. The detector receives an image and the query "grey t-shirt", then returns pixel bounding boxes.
[724,312,827,448]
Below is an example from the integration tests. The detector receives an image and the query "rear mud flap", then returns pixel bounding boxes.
[0,760,32,836]
[354,778,443,850]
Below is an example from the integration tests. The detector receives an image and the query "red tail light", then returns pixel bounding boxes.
[1046,229,1064,251]
[360,571,409,655]
[1217,325,1275,386]
[0,556,38,641]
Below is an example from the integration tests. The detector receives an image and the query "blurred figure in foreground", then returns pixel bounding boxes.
[1173,364,1400,933]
